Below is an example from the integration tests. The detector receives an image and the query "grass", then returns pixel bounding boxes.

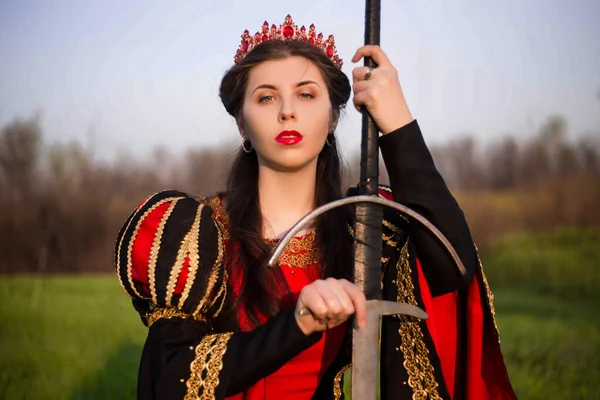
[1,227,599,399]
[0,276,146,400]
[483,226,600,299]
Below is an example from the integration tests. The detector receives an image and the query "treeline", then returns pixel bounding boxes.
[0,115,598,274]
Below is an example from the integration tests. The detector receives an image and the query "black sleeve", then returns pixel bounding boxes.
[139,309,322,399]
[379,119,476,295]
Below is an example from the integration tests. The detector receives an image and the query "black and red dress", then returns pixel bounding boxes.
[115,120,516,399]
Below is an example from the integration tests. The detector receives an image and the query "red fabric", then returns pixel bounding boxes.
[415,259,516,400]
[131,202,171,293]
[225,241,346,400]
[130,200,190,297]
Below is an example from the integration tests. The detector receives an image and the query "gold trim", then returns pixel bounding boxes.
[383,218,402,235]
[127,197,183,299]
[209,225,228,318]
[266,231,317,268]
[379,185,393,194]
[185,333,234,400]
[178,204,204,310]
[212,267,228,318]
[146,307,204,327]
[116,195,155,295]
[149,200,178,303]
[195,218,226,316]
[333,364,351,400]
[382,233,397,247]
[395,241,442,400]
[207,195,230,240]
[165,203,201,306]
[475,244,501,343]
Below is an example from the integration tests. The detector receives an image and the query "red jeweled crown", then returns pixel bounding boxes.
[234,15,343,69]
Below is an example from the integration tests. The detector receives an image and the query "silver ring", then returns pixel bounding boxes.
[298,307,311,316]
[364,67,374,80]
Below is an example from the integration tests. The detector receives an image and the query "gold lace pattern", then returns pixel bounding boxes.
[185,333,233,400]
[333,364,351,400]
[395,241,442,400]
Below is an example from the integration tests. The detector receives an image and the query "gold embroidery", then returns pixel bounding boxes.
[266,231,318,268]
[146,307,204,327]
[149,200,178,303]
[196,220,227,317]
[383,219,402,235]
[333,364,351,400]
[185,333,234,400]
[127,197,183,299]
[395,241,442,400]
[213,267,228,318]
[379,185,393,194]
[207,195,230,239]
[210,224,228,318]
[475,245,501,343]
[165,201,205,306]
[178,204,204,310]
[382,233,397,247]
[116,193,156,296]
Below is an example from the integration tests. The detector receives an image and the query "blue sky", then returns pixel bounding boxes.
[1,0,599,161]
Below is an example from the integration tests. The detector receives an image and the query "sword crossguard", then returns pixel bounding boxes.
[297,299,427,322]
[367,299,428,319]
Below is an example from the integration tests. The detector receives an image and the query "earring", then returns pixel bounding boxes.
[242,138,253,153]
[326,134,335,147]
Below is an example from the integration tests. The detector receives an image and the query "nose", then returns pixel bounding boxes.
[277,96,296,124]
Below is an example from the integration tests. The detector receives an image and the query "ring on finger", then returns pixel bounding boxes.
[364,66,374,80]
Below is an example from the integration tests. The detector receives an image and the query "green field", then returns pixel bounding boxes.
[1,228,599,399]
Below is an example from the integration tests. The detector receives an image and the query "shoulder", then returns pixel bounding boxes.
[115,190,228,325]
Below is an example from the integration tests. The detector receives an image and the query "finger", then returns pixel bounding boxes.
[352,91,372,113]
[352,66,377,83]
[317,283,344,318]
[325,278,355,317]
[298,288,328,320]
[352,80,369,95]
[351,45,392,67]
[339,280,367,328]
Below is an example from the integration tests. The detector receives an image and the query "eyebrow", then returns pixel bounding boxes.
[251,80,320,94]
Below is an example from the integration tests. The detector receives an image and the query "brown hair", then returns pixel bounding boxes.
[219,39,353,328]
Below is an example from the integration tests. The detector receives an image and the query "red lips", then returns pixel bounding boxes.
[275,130,303,145]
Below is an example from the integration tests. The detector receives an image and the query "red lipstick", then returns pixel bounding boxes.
[275,130,303,145]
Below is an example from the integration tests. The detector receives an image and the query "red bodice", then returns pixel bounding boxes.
[225,233,346,400]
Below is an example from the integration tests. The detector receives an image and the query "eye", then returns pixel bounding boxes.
[299,93,314,99]
[259,95,275,103]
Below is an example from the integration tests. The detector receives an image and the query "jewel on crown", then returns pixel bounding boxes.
[234,15,343,68]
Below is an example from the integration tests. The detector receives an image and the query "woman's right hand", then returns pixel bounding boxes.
[295,278,367,335]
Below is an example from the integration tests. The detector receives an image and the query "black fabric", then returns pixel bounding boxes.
[379,120,477,296]
[154,196,199,307]
[117,190,187,298]
[138,308,322,399]
[129,120,481,399]
[181,203,222,314]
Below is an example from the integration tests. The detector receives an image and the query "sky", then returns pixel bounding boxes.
[1,0,599,162]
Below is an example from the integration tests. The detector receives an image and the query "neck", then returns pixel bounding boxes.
[258,162,317,239]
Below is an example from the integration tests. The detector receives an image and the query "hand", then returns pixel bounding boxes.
[295,278,367,335]
[351,45,414,134]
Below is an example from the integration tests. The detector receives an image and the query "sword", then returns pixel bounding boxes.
[351,0,385,397]
[268,2,467,397]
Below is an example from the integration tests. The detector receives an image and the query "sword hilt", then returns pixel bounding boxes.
[298,299,428,321]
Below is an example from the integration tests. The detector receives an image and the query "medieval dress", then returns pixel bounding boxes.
[115,120,517,399]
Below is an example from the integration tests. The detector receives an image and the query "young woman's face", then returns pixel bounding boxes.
[240,56,333,172]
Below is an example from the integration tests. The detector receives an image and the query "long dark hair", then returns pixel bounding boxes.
[219,39,353,327]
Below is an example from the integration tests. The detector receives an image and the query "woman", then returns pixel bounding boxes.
[115,15,516,399]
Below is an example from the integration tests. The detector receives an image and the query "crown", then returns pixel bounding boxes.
[234,15,343,69]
